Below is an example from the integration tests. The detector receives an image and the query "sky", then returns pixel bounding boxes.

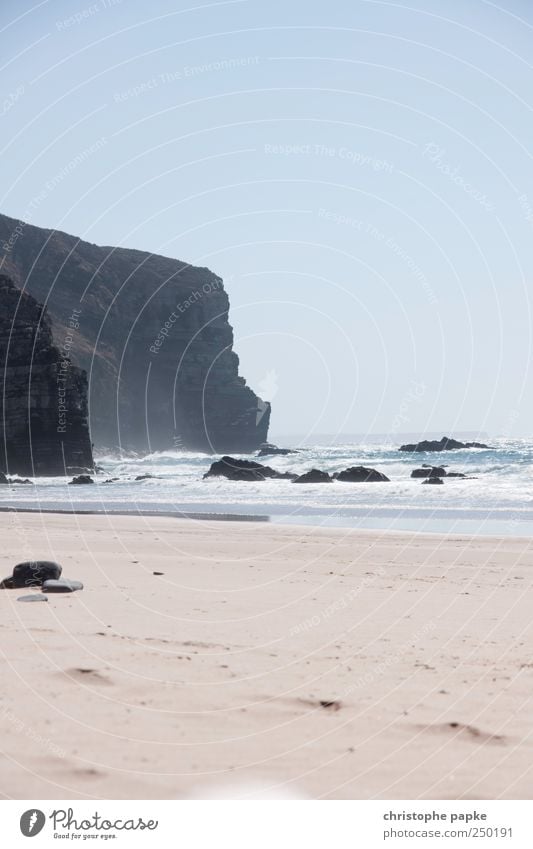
[1,0,533,440]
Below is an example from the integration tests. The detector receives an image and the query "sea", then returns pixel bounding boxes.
[1,436,533,536]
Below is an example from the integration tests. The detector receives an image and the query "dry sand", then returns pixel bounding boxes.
[0,511,532,800]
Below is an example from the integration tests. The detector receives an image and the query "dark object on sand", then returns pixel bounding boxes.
[422,477,444,485]
[400,436,491,452]
[42,578,83,593]
[292,469,333,484]
[204,456,295,482]
[319,699,342,711]
[17,594,48,603]
[411,466,446,479]
[334,466,390,482]
[257,442,298,457]
[69,475,94,485]
[0,577,14,589]
[12,560,62,588]
[153,571,164,576]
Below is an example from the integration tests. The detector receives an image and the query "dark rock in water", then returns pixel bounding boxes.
[17,594,48,603]
[9,477,33,484]
[69,474,94,485]
[42,578,83,593]
[0,471,7,485]
[335,466,390,482]
[422,477,444,485]
[204,456,295,481]
[0,213,269,454]
[446,472,467,478]
[400,436,491,452]
[0,274,94,476]
[257,442,298,457]
[411,466,446,479]
[292,469,333,484]
[135,474,157,481]
[12,560,62,588]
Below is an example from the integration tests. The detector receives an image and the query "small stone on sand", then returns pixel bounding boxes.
[17,594,48,603]
[42,579,83,593]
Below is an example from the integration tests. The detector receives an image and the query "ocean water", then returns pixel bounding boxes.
[1,437,533,535]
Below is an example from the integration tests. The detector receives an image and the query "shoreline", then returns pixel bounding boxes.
[0,506,270,522]
[1,512,532,799]
[0,505,532,538]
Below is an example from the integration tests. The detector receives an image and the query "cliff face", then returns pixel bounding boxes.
[0,214,270,453]
[0,274,94,476]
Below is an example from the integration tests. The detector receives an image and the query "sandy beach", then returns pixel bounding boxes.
[0,511,532,800]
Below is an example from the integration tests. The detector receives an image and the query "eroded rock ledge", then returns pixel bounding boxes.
[0,274,94,476]
[0,212,270,453]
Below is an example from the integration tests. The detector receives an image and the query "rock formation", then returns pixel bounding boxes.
[0,213,270,453]
[203,456,294,481]
[411,466,446,478]
[0,274,93,476]
[292,469,333,483]
[334,466,390,482]
[399,436,491,452]
[411,466,468,479]
[257,443,298,457]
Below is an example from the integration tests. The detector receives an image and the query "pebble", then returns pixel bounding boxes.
[17,594,48,603]
[42,579,83,593]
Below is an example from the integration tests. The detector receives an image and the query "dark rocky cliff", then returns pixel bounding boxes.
[0,213,270,453]
[0,274,94,476]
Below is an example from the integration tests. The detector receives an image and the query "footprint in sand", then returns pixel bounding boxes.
[419,721,505,744]
[293,697,343,712]
[63,668,113,686]
[72,767,106,779]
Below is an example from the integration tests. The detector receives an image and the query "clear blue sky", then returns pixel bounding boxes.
[2,0,533,439]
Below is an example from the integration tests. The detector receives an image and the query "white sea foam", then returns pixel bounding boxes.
[1,438,532,534]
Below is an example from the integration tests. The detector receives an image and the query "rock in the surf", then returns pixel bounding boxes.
[335,466,390,482]
[411,466,446,479]
[257,443,298,457]
[204,456,295,481]
[292,469,333,483]
[400,436,491,452]
[69,475,94,485]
